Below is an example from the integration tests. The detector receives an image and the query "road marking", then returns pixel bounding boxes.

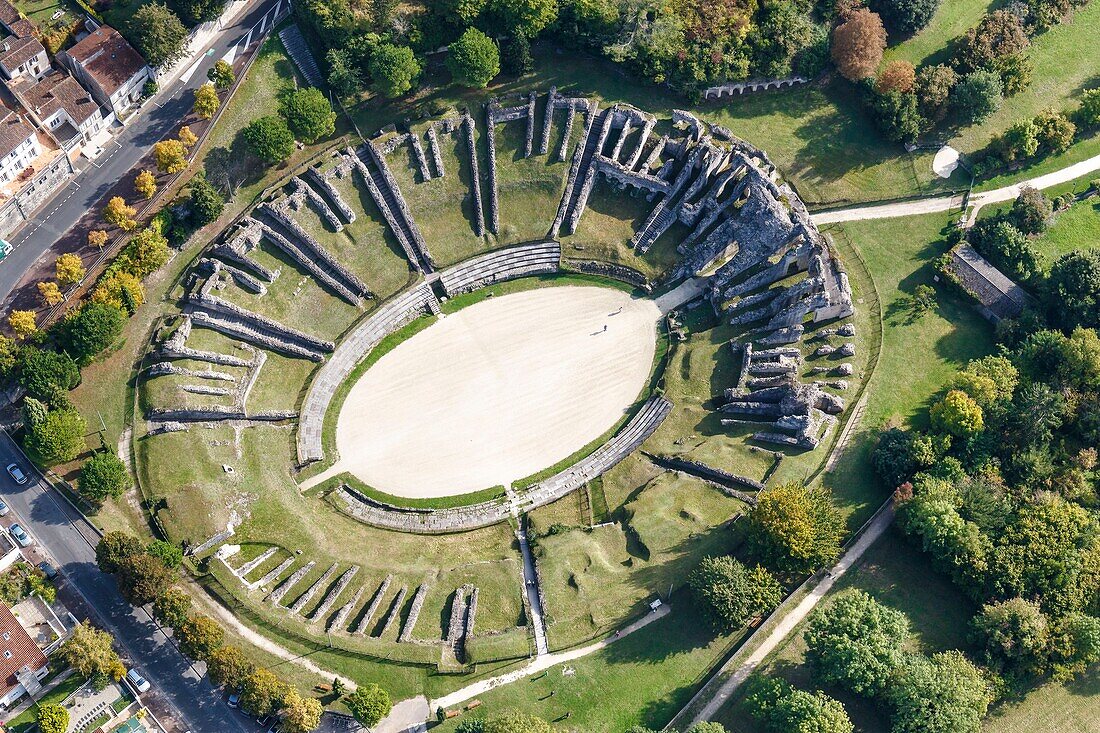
[179,56,204,85]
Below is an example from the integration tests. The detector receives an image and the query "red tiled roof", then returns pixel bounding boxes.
[0,109,35,159]
[0,0,19,30]
[17,71,101,126]
[63,25,146,96]
[0,603,47,698]
[0,35,44,72]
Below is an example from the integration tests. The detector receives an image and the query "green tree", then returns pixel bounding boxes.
[953,70,1003,124]
[870,0,939,33]
[208,59,235,89]
[177,614,224,660]
[500,32,534,75]
[930,389,984,438]
[746,482,845,575]
[193,83,220,120]
[17,347,79,402]
[206,644,254,688]
[188,173,225,226]
[58,302,126,365]
[489,0,558,37]
[96,532,144,574]
[242,116,296,165]
[79,452,129,503]
[60,621,126,685]
[747,677,854,733]
[870,90,925,143]
[970,597,1051,679]
[121,225,170,278]
[327,48,364,97]
[974,219,1039,282]
[174,0,226,24]
[1034,107,1076,153]
[1046,249,1100,330]
[128,2,187,67]
[153,587,192,629]
[368,43,421,98]
[886,651,994,733]
[116,553,174,607]
[146,539,183,569]
[688,556,782,631]
[36,703,68,733]
[1000,119,1039,161]
[23,403,86,466]
[1012,186,1052,234]
[915,63,957,118]
[483,710,553,733]
[804,590,910,696]
[346,683,392,727]
[1080,87,1100,128]
[279,87,336,143]
[241,668,292,718]
[1051,612,1100,679]
[447,28,500,88]
[281,689,323,733]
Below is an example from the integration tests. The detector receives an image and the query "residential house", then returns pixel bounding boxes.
[0,602,48,708]
[0,0,36,41]
[0,35,48,82]
[0,108,40,185]
[58,24,151,117]
[10,70,109,151]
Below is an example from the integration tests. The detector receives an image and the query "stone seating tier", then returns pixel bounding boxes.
[439,242,561,297]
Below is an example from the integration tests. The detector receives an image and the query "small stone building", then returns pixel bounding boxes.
[946,243,1034,321]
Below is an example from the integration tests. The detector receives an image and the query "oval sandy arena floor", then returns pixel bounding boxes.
[320,286,661,497]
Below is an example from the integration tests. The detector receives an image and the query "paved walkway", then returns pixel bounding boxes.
[516,519,549,656]
[811,153,1100,225]
[669,504,895,730]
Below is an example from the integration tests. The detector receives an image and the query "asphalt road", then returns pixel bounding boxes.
[0,431,252,732]
[0,0,283,301]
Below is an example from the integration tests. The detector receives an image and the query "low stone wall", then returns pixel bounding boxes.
[354,575,393,634]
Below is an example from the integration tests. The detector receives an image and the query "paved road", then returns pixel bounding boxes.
[0,0,284,301]
[811,153,1100,226]
[0,431,250,733]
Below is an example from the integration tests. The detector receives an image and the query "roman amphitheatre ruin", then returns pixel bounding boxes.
[135,89,865,679]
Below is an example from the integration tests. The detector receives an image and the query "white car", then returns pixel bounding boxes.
[0,499,9,517]
[9,524,32,547]
[6,463,26,485]
[126,668,151,693]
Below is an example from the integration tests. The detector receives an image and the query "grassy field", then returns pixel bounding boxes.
[882,0,996,69]
[1030,196,1100,264]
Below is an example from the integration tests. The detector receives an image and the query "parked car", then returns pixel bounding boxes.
[9,524,32,547]
[227,692,240,708]
[37,561,57,579]
[5,463,26,485]
[126,668,151,693]
[0,499,9,517]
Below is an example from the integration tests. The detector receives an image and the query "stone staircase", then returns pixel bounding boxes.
[278,25,324,87]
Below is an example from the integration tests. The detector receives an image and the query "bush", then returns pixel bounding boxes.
[447,28,500,88]
[79,452,129,503]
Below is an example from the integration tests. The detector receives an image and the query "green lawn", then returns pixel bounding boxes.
[883,0,996,69]
[1030,197,1100,265]
[3,672,84,733]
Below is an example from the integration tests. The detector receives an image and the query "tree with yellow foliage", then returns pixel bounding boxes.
[193,83,219,120]
[55,253,85,286]
[153,139,187,174]
[92,272,145,314]
[38,281,63,306]
[8,310,36,339]
[88,230,109,250]
[103,197,137,231]
[134,170,157,200]
[178,125,198,149]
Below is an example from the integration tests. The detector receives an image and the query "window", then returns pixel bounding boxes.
[2,650,11,659]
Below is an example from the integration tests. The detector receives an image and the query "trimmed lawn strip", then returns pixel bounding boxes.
[318,473,507,511]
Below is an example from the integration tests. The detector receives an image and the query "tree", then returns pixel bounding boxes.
[483,710,553,733]
[970,597,1051,679]
[281,689,323,733]
[369,43,421,98]
[116,553,174,607]
[1051,612,1100,679]
[279,87,336,144]
[173,0,226,24]
[831,8,887,82]
[79,452,129,503]
[55,253,85,287]
[96,532,144,573]
[23,404,84,465]
[688,556,782,631]
[876,60,915,93]
[870,0,939,33]
[1034,107,1075,153]
[193,83,220,120]
[38,281,63,306]
[886,651,994,733]
[685,725,727,733]
[240,668,292,718]
[746,482,845,575]
[58,302,126,365]
[92,272,145,314]
[996,53,1032,96]
[870,90,924,143]
[177,614,224,660]
[973,220,1039,281]
[749,0,815,78]
[122,224,170,278]
[129,2,187,67]
[1012,186,1052,234]
[153,139,188,174]
[489,0,559,37]
[501,32,534,75]
[134,170,157,199]
[915,63,956,118]
[60,621,126,685]
[8,310,35,339]
[930,389,984,438]
[88,229,109,250]
[207,644,254,688]
[242,116,296,165]
[327,48,363,98]
[1000,119,1039,161]
[36,703,69,733]
[747,677,854,733]
[0,335,15,382]
[153,587,192,629]
[146,539,183,569]
[188,173,225,226]
[208,59,235,90]
[953,70,1003,124]
[1080,87,1100,128]
[17,348,79,402]
[447,28,500,88]
[178,125,198,149]
[346,683,391,727]
[907,283,937,314]
[804,590,910,696]
[104,196,137,231]
[1046,249,1100,330]
[959,10,1028,71]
